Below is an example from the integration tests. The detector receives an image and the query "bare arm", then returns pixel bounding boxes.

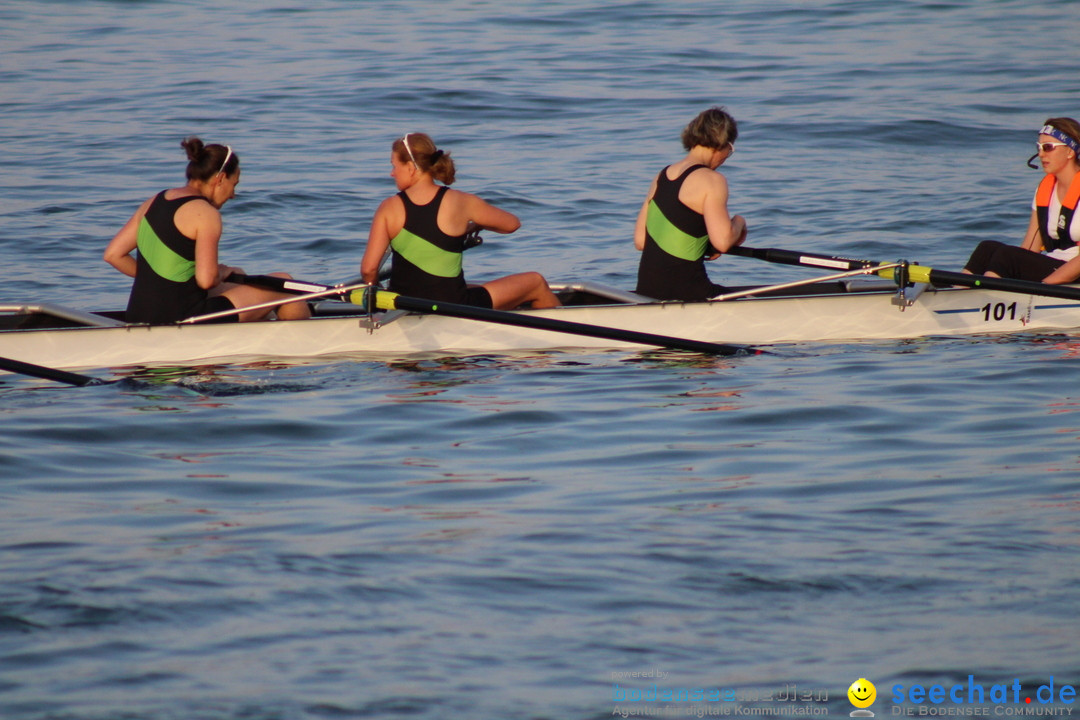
[700,172,746,254]
[193,220,223,290]
[633,177,659,252]
[462,192,520,234]
[1019,210,1042,251]
[182,200,225,290]
[361,196,399,284]
[103,198,154,278]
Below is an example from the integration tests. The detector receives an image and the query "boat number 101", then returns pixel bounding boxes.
[981,302,1018,322]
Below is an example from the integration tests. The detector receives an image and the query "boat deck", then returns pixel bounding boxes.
[5,276,1079,372]
[0,277,896,331]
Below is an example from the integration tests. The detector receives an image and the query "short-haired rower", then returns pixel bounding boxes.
[633,106,747,302]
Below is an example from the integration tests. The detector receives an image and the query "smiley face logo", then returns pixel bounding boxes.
[848,678,876,709]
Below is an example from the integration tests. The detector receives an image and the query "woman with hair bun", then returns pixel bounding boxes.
[634,106,747,301]
[104,137,311,323]
[963,117,1080,283]
[361,132,560,310]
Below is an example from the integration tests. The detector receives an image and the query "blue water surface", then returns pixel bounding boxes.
[1,2,1079,719]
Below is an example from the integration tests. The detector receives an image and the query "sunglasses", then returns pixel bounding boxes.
[1036,141,1069,153]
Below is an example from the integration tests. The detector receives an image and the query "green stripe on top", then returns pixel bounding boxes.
[646,200,708,262]
[391,228,463,278]
[136,216,196,282]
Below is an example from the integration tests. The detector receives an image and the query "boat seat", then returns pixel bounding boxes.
[552,282,655,306]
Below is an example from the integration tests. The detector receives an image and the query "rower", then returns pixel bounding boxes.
[103,137,311,324]
[633,107,748,302]
[360,133,560,310]
[962,117,1080,284]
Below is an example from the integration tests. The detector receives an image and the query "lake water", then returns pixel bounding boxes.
[1,1,1079,719]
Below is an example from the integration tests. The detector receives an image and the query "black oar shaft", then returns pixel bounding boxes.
[0,357,106,387]
[375,292,757,356]
[230,273,760,355]
[920,267,1080,302]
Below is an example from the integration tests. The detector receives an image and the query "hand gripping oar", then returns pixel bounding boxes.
[729,246,1080,303]
[0,356,109,387]
[228,273,761,356]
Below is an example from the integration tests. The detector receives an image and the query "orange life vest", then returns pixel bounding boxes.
[1035,173,1080,251]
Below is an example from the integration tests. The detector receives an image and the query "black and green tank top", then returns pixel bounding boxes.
[125,191,209,323]
[389,186,471,303]
[635,164,724,302]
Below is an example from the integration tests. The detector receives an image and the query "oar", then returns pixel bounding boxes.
[894,265,1080,302]
[0,356,109,387]
[728,246,882,272]
[729,246,1080,303]
[228,273,761,356]
[364,290,760,355]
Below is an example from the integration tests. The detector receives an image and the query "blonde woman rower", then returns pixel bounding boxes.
[361,133,559,310]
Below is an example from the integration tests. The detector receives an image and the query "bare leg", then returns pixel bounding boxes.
[483,272,561,310]
[219,272,312,321]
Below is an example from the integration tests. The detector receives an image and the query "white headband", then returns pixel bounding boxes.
[218,145,234,175]
[402,134,417,166]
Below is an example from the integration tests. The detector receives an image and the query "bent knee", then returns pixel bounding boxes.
[523,271,549,287]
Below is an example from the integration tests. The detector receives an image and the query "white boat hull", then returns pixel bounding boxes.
[3,282,1080,371]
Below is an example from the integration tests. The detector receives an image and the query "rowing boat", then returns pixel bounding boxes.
[4,268,1080,372]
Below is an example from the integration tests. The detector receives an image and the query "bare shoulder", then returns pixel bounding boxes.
[188,196,218,214]
[688,166,729,196]
[376,193,405,214]
[445,187,480,207]
[371,193,406,237]
[694,165,727,185]
[126,194,157,222]
[448,187,495,216]
[172,195,221,240]
[642,173,660,201]
[176,196,220,223]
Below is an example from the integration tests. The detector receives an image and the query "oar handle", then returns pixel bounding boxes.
[227,273,342,297]
[727,246,880,271]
